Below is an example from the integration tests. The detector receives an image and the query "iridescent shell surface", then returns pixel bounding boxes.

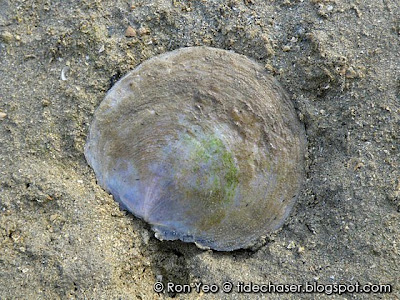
[85,46,306,251]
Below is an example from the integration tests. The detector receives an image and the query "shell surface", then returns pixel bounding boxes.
[85,47,306,251]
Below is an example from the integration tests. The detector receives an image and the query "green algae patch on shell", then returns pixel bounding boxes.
[84,46,306,251]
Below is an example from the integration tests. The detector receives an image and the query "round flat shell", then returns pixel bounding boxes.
[85,46,306,251]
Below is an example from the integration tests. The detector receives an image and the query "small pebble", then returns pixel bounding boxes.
[125,26,137,38]
[138,27,150,36]
[50,214,58,222]
[287,241,296,249]
[0,112,7,120]
[0,31,13,43]
[61,66,69,81]
[42,100,51,107]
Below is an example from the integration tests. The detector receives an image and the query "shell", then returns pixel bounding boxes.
[85,46,306,251]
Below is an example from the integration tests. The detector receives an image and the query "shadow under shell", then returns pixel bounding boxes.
[85,46,306,251]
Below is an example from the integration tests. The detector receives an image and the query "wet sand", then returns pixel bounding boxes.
[0,0,399,299]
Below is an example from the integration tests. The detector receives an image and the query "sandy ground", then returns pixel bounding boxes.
[0,0,399,299]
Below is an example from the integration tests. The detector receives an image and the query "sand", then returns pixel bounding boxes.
[0,0,398,299]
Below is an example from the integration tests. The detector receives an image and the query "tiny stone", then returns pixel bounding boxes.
[125,26,137,38]
[345,67,358,78]
[264,63,275,72]
[0,31,13,43]
[138,27,150,36]
[50,214,58,222]
[282,45,291,52]
[0,112,7,120]
[287,241,296,249]
[42,99,51,107]
[141,230,150,245]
